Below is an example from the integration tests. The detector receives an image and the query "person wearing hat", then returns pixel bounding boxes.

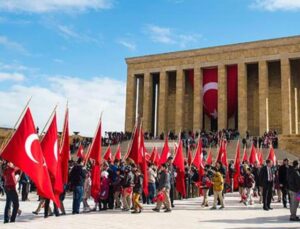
[121,165,134,211]
[287,160,300,221]
[279,158,290,208]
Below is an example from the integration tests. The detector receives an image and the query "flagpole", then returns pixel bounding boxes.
[39,104,58,141]
[0,96,32,153]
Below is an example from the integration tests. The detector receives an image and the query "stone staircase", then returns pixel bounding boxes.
[103,139,299,162]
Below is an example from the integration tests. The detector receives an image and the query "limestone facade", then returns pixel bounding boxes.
[125,36,300,137]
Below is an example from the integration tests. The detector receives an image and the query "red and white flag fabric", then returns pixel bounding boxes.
[103,145,112,162]
[216,140,228,167]
[76,144,85,160]
[249,143,258,165]
[140,128,149,197]
[159,136,170,165]
[60,107,70,185]
[114,144,121,161]
[87,119,102,201]
[267,145,277,165]
[192,139,204,177]
[206,148,213,165]
[173,139,186,198]
[150,147,160,166]
[127,125,142,165]
[0,108,56,204]
[233,140,241,190]
[40,112,63,207]
[203,68,218,119]
[242,147,248,162]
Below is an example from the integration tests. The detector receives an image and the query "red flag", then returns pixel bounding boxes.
[150,147,158,165]
[127,125,142,164]
[249,143,258,165]
[187,146,193,166]
[267,145,277,165]
[140,128,148,196]
[114,144,121,161]
[173,139,186,198]
[103,145,112,162]
[192,139,202,168]
[41,113,59,178]
[0,108,56,203]
[206,148,213,165]
[91,164,101,200]
[87,119,102,201]
[76,144,84,160]
[60,107,69,184]
[216,140,228,167]
[242,147,248,162]
[233,141,241,190]
[40,113,63,206]
[87,120,102,165]
[159,136,170,165]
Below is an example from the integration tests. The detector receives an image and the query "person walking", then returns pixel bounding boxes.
[244,167,255,206]
[147,163,157,204]
[153,164,172,212]
[259,160,274,211]
[69,158,86,214]
[287,160,300,221]
[279,158,290,208]
[121,165,134,211]
[211,169,225,210]
[2,162,19,224]
[132,169,143,213]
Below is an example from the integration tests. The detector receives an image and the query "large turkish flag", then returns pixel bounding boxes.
[0,108,56,203]
[203,68,218,119]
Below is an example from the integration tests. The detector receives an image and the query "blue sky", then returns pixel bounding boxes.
[0,0,300,135]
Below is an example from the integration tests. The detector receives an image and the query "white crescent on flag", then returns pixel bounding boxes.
[25,133,40,164]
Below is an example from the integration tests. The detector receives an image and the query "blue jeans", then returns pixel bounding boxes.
[72,186,83,214]
[147,183,156,204]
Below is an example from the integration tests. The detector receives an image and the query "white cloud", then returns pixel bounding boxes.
[57,24,101,45]
[0,72,25,82]
[145,24,202,48]
[0,0,114,13]
[117,39,136,51]
[0,35,28,54]
[53,58,64,64]
[0,76,126,136]
[251,0,300,11]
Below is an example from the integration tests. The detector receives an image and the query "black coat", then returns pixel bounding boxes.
[278,165,289,187]
[259,166,272,187]
[69,165,85,187]
[133,174,143,194]
[287,167,300,193]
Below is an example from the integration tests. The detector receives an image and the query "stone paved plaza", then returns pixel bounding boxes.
[0,192,299,229]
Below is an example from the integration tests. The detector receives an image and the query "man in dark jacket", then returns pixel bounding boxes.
[167,157,175,208]
[278,158,290,208]
[287,160,300,221]
[69,158,85,214]
[259,160,274,211]
[121,165,134,211]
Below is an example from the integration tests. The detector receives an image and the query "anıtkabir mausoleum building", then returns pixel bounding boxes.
[125,36,300,153]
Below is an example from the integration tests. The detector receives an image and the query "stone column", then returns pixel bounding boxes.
[125,69,136,132]
[175,67,184,134]
[158,70,168,135]
[238,62,247,135]
[193,67,203,132]
[281,58,292,135]
[143,71,153,133]
[218,64,227,130]
[258,60,268,136]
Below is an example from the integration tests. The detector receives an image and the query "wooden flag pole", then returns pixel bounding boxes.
[0,96,32,153]
[39,104,58,141]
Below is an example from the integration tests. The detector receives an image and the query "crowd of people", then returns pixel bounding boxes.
[1,150,300,224]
